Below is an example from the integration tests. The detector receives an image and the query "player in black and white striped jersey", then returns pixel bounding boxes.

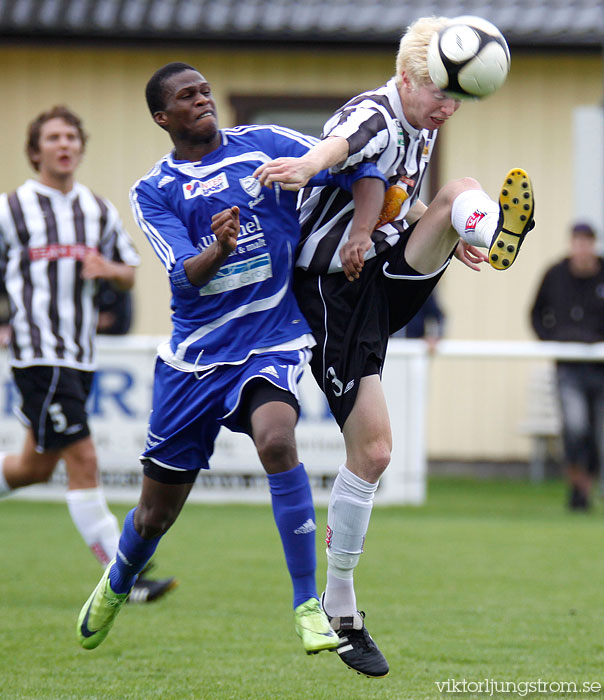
[2,180,136,367]
[296,81,437,275]
[256,16,534,678]
[0,106,175,602]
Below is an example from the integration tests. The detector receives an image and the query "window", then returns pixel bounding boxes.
[229,94,439,201]
[230,95,348,138]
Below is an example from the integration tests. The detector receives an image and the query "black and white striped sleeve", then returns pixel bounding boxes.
[100,198,140,267]
[323,103,391,172]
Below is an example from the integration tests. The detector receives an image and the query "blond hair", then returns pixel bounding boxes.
[395,16,449,88]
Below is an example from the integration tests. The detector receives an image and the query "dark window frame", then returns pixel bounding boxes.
[229,93,441,199]
[230,94,349,130]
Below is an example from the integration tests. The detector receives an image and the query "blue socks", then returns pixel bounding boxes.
[267,463,318,608]
[109,508,162,594]
[109,467,318,607]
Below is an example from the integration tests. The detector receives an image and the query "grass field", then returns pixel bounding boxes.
[2,478,604,700]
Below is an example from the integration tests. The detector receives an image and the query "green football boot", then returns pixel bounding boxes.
[294,598,339,654]
[77,560,129,650]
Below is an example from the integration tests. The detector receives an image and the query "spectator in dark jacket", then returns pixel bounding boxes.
[531,222,604,510]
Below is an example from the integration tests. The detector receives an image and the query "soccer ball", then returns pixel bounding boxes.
[427,16,511,99]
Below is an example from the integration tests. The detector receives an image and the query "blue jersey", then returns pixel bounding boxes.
[131,125,385,371]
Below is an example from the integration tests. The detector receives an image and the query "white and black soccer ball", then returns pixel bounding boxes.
[427,16,511,99]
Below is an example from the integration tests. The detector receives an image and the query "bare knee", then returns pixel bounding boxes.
[255,427,298,473]
[64,442,99,490]
[5,453,57,487]
[134,502,178,539]
[25,460,56,484]
[348,439,391,483]
[364,441,391,482]
[436,177,482,210]
[133,477,192,539]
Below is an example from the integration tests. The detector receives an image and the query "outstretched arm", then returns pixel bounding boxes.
[183,206,240,287]
[253,136,349,191]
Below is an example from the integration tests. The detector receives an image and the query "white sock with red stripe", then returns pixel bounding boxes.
[65,487,120,566]
[323,464,377,617]
[451,189,499,248]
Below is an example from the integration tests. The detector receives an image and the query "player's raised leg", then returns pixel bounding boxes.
[486,168,535,270]
[407,170,534,276]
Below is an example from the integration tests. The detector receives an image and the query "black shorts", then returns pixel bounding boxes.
[12,365,93,452]
[294,224,453,429]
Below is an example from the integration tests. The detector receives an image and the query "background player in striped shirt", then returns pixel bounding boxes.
[256,16,535,677]
[0,106,175,602]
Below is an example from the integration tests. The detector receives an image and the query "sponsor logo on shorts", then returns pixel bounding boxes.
[260,365,279,378]
[465,210,486,232]
[294,518,317,535]
[343,379,355,394]
[325,524,333,548]
[183,172,229,199]
[199,252,272,296]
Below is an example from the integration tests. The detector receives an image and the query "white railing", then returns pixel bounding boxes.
[2,337,602,506]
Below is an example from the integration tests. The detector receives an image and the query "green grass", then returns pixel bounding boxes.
[2,478,604,700]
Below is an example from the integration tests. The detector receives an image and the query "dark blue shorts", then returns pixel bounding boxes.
[141,348,311,474]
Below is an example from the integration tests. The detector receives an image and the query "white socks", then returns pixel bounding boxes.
[323,464,378,617]
[1,457,120,568]
[451,189,499,248]
[65,487,120,566]
[0,454,10,497]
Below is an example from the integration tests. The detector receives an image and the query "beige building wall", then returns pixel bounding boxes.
[0,44,395,331]
[0,44,601,461]
[427,54,602,460]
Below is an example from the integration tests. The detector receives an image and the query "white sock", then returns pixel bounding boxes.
[323,464,378,617]
[451,189,499,248]
[65,487,120,566]
[0,454,12,497]
[325,551,358,615]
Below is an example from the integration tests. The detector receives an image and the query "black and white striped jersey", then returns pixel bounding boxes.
[296,78,437,274]
[0,179,140,370]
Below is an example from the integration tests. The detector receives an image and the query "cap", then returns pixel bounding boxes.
[571,222,596,237]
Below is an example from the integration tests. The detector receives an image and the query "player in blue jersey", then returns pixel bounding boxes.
[77,62,387,656]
